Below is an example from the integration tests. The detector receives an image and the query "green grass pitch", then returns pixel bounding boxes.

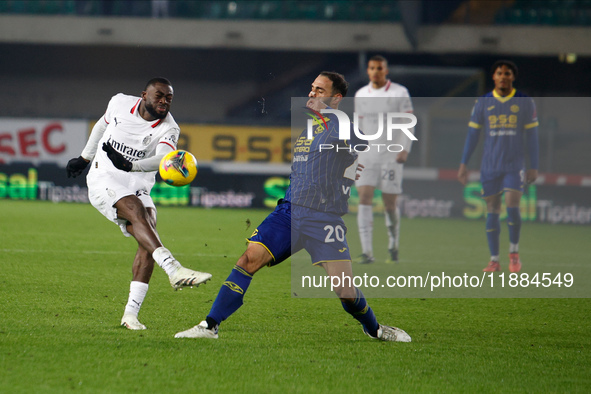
[1,200,589,392]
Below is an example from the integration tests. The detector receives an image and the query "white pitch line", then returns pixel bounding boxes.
[0,248,227,258]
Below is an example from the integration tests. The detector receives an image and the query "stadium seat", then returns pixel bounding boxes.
[175,1,200,18]
[325,2,357,21]
[255,1,285,19]
[76,0,101,16]
[554,8,574,25]
[574,8,591,25]
[129,0,150,17]
[507,8,524,24]
[494,7,509,24]
[38,0,63,14]
[226,1,259,19]
[292,2,322,20]
[538,8,557,25]
[499,0,591,25]
[523,8,539,24]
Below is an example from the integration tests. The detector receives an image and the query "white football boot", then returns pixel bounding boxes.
[121,314,147,330]
[174,321,218,339]
[169,267,212,290]
[366,324,411,342]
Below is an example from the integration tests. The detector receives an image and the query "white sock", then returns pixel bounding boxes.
[385,207,400,250]
[152,247,181,276]
[357,204,374,257]
[509,243,519,253]
[491,255,500,262]
[124,281,149,317]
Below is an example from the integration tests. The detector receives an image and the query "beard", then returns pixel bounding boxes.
[145,101,168,120]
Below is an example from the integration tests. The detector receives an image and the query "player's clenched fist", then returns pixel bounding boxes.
[103,142,132,172]
[66,156,89,178]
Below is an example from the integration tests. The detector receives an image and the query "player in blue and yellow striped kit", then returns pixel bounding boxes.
[175,72,411,342]
[458,60,539,273]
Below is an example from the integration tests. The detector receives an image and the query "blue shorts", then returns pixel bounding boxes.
[480,170,525,198]
[248,201,352,266]
[248,201,293,266]
[291,204,352,266]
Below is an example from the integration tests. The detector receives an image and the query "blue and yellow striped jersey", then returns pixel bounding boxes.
[467,89,538,173]
[287,110,362,216]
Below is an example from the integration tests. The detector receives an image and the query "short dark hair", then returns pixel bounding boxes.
[369,55,388,65]
[144,77,172,90]
[491,60,518,79]
[319,71,349,97]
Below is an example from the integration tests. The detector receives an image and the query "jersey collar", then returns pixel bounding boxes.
[130,98,164,128]
[130,98,141,114]
[369,79,391,93]
[492,88,516,103]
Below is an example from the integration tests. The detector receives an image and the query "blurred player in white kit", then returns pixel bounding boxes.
[66,77,211,330]
[354,56,414,264]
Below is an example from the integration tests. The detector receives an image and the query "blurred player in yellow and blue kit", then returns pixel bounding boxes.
[457,60,539,273]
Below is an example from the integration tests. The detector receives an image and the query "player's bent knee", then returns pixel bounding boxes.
[485,195,502,213]
[382,194,398,211]
[146,208,158,227]
[116,196,147,220]
[358,194,374,205]
[357,186,375,205]
[236,244,271,274]
[334,286,356,300]
[505,191,522,208]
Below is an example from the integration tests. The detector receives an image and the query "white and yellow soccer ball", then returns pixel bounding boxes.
[159,150,198,186]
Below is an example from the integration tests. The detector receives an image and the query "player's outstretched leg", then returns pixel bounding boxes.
[342,287,411,342]
[368,324,412,342]
[121,281,148,330]
[174,320,219,339]
[175,265,254,338]
[153,247,212,289]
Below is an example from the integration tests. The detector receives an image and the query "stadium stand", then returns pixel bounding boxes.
[2,0,590,26]
[0,0,403,21]
[494,0,591,25]
[0,0,589,173]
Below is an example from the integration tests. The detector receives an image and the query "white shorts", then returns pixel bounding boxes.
[355,160,403,194]
[87,169,156,237]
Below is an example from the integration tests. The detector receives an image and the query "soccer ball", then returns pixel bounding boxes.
[159,150,198,186]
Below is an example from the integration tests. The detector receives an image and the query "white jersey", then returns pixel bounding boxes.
[355,80,414,164]
[86,93,180,189]
[82,93,180,236]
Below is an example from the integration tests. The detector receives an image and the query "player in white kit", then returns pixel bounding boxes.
[354,56,414,264]
[66,78,211,330]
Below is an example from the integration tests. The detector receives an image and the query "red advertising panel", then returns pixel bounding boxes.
[0,118,88,165]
